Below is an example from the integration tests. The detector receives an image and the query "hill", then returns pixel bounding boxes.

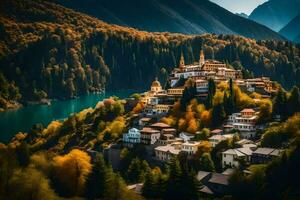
[0,0,300,110]
[249,0,300,32]
[53,0,283,40]
[280,14,300,43]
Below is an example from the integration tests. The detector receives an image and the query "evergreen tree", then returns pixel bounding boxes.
[180,80,197,111]
[206,79,216,109]
[164,157,183,200]
[127,158,149,184]
[181,167,200,200]
[142,171,158,199]
[85,153,113,199]
[273,87,288,119]
[211,103,226,128]
[287,86,300,117]
[199,153,215,172]
[15,142,30,167]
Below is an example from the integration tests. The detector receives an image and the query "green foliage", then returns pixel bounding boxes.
[164,157,200,200]
[206,79,216,109]
[211,103,226,128]
[127,158,150,184]
[273,87,288,119]
[199,153,215,172]
[180,79,197,110]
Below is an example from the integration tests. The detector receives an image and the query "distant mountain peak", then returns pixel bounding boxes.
[53,0,283,40]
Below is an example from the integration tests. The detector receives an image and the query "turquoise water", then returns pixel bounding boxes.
[0,90,137,143]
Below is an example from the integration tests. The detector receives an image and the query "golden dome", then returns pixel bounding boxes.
[151,78,161,87]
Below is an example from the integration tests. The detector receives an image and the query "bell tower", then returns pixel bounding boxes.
[179,53,185,70]
[199,49,205,67]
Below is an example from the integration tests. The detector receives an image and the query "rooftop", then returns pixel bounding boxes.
[209,173,229,185]
[155,145,181,155]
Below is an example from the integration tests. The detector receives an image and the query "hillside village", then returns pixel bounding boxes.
[120,49,282,196]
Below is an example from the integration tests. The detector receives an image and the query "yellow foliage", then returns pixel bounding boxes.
[196,141,212,157]
[186,118,198,134]
[200,110,211,127]
[178,118,187,132]
[161,116,176,126]
[217,81,229,91]
[42,121,62,137]
[53,149,92,196]
[75,107,93,121]
[213,90,224,105]
[234,85,255,108]
[133,102,144,114]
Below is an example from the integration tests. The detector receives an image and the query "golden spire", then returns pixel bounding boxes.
[199,49,205,67]
[179,52,185,69]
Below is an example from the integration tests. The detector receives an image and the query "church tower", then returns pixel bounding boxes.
[199,49,205,67]
[179,53,185,70]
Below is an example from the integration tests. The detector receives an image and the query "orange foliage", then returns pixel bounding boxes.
[53,149,92,196]
[200,110,211,127]
[133,102,144,114]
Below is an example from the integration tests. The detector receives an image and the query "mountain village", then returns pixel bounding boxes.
[119,49,282,196]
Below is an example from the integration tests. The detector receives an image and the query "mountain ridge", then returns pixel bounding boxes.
[279,14,300,43]
[52,0,283,40]
[249,0,300,32]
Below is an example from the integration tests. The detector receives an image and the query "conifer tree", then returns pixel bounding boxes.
[287,86,300,116]
[211,103,226,128]
[85,153,113,199]
[273,87,288,119]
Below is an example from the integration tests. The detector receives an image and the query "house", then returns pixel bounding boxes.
[123,128,141,146]
[208,134,235,147]
[196,79,208,93]
[222,147,253,168]
[181,141,200,155]
[161,128,177,135]
[138,117,152,127]
[197,171,229,197]
[179,132,195,142]
[150,122,172,131]
[227,108,258,139]
[140,127,161,145]
[252,148,282,164]
[211,129,223,135]
[155,144,181,162]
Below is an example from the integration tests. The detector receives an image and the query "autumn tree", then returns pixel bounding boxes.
[52,149,92,197]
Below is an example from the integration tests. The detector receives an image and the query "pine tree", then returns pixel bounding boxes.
[85,153,112,199]
[206,79,216,109]
[142,171,157,199]
[211,103,226,128]
[287,86,300,117]
[273,87,288,119]
[164,157,183,200]
[199,153,215,172]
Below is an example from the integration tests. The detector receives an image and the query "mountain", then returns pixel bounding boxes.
[236,13,248,19]
[249,0,300,32]
[0,0,300,110]
[280,14,300,43]
[52,0,283,40]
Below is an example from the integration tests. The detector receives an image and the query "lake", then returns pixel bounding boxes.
[0,90,138,143]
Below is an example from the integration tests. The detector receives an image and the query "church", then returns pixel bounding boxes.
[170,49,242,87]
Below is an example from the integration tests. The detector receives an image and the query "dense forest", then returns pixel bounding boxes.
[0,0,300,110]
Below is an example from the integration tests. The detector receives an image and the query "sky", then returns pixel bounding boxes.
[210,0,268,15]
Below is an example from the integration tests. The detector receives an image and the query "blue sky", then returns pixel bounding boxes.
[210,0,268,15]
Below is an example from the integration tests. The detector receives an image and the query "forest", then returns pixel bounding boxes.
[0,0,300,110]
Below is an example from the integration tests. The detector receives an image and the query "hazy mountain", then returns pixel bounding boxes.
[236,13,248,19]
[249,0,300,32]
[52,0,283,40]
[280,14,300,43]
